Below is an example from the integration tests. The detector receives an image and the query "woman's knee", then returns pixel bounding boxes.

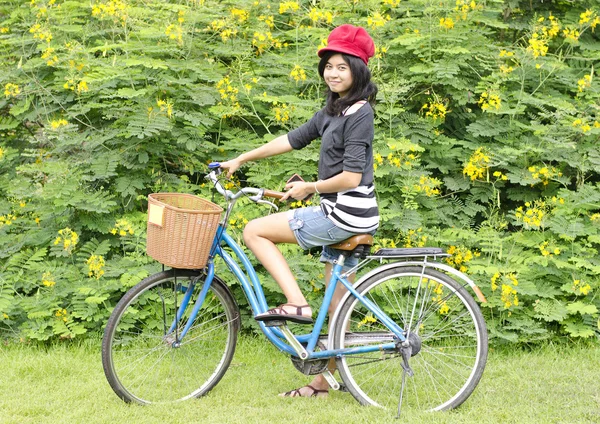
[243,219,261,245]
[243,214,296,245]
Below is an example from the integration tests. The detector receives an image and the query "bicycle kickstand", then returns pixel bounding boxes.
[396,343,414,419]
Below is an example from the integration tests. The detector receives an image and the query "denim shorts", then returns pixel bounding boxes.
[287,206,371,270]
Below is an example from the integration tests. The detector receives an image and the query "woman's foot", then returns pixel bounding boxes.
[255,303,313,324]
[279,384,328,398]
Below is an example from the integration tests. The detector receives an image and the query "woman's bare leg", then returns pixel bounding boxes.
[282,262,356,396]
[243,212,310,314]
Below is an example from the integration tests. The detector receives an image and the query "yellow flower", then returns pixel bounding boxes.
[279,1,299,14]
[579,9,593,25]
[4,83,20,98]
[91,0,129,25]
[463,147,490,181]
[444,245,478,272]
[439,17,455,30]
[563,28,580,42]
[259,15,275,29]
[577,74,592,92]
[50,119,68,129]
[110,218,134,236]
[156,98,174,118]
[54,227,79,253]
[368,12,390,29]
[42,271,56,287]
[420,100,448,120]
[527,35,548,58]
[501,283,518,309]
[289,65,306,82]
[86,254,106,279]
[274,103,294,123]
[478,91,501,111]
[76,80,88,94]
[414,175,442,197]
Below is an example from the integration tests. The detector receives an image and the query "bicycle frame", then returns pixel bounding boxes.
[171,223,405,359]
[219,226,406,358]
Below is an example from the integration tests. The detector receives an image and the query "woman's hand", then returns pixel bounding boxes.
[281,181,313,201]
[219,157,243,178]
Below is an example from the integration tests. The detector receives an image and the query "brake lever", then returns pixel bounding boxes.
[256,199,279,211]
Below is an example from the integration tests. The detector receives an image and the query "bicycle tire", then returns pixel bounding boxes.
[102,269,240,404]
[332,265,487,412]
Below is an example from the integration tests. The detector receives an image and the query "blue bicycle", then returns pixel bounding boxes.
[102,165,488,414]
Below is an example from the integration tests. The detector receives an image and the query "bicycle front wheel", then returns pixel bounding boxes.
[333,266,487,412]
[102,269,240,404]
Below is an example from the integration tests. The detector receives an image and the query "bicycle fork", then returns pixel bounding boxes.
[165,264,215,346]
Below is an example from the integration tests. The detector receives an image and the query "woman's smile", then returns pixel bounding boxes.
[323,54,353,97]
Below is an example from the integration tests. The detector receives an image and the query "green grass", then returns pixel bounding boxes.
[1,336,599,424]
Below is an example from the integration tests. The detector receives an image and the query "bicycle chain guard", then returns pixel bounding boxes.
[290,356,329,375]
[290,341,329,375]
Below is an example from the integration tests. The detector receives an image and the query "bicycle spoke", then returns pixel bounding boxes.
[334,267,487,412]
[103,271,239,404]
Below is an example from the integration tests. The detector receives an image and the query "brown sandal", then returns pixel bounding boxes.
[254,303,313,324]
[279,384,328,398]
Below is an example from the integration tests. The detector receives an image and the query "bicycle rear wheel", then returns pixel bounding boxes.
[102,269,240,404]
[333,266,487,412]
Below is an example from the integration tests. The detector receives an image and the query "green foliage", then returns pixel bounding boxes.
[0,0,599,342]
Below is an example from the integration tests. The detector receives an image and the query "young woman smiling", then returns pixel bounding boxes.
[220,24,379,398]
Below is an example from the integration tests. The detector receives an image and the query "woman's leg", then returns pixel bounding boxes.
[281,262,356,396]
[243,211,310,313]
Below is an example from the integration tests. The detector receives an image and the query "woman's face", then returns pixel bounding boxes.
[323,53,353,98]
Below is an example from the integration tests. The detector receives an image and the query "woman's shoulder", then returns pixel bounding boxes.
[343,100,373,119]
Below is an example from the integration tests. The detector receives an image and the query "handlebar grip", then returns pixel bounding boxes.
[263,189,286,200]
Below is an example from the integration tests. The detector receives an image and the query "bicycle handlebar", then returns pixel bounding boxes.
[206,163,286,209]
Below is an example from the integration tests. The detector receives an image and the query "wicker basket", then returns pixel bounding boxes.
[146,193,223,269]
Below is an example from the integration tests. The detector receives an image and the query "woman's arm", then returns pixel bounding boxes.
[282,171,361,201]
[220,134,293,177]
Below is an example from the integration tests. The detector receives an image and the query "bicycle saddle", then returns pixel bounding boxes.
[329,234,373,251]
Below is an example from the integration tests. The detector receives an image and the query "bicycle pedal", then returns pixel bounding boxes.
[263,320,286,327]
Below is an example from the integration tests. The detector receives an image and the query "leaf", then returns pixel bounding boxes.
[115,176,146,198]
[533,299,568,322]
[120,270,150,288]
[563,322,595,338]
[9,97,31,117]
[123,58,168,70]
[0,116,19,130]
[85,295,108,304]
[566,302,598,316]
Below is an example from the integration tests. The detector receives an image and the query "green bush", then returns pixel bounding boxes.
[0,0,599,342]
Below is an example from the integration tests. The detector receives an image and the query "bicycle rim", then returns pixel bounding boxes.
[334,266,487,412]
[102,270,239,404]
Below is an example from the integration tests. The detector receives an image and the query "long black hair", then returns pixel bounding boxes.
[318,51,378,116]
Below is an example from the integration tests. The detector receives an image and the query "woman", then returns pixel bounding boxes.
[220,24,379,398]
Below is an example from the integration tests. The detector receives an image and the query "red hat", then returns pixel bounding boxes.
[318,24,375,65]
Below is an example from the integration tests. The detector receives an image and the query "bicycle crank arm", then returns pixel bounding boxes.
[321,370,341,390]
[278,325,309,360]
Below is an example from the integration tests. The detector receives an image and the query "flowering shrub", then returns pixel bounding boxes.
[0,0,599,342]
